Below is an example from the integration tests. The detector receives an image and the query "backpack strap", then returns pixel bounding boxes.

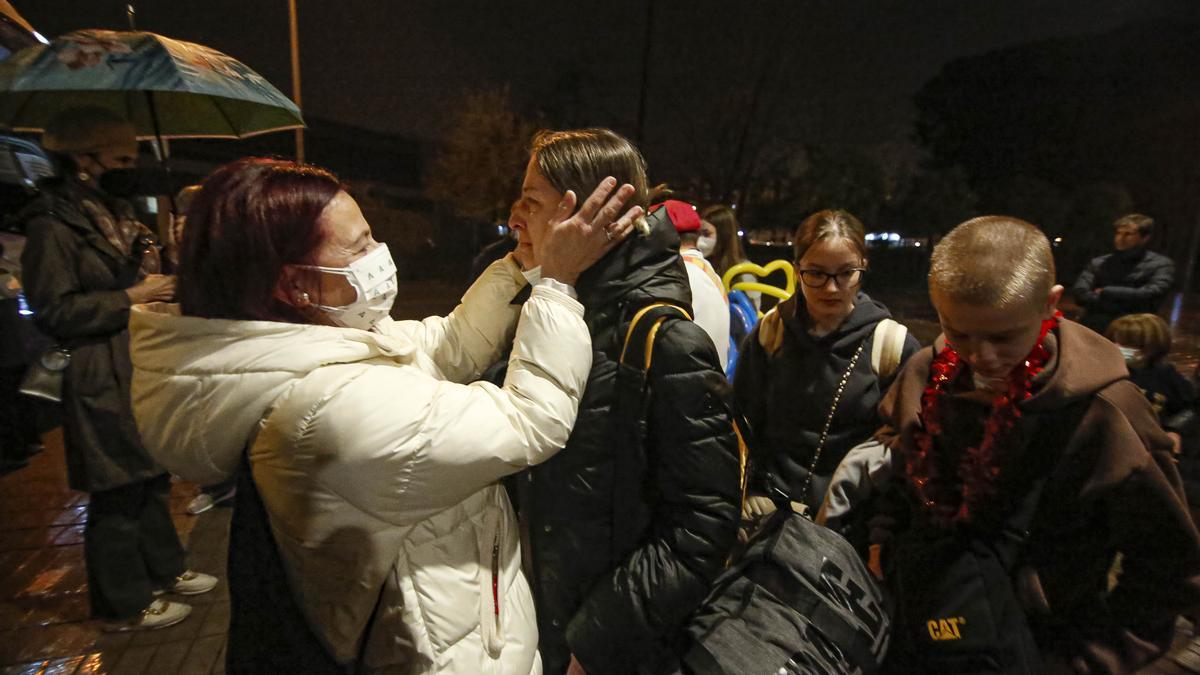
[609,302,692,556]
[227,447,346,673]
[618,302,692,369]
[756,296,797,357]
[870,318,907,379]
[610,301,755,558]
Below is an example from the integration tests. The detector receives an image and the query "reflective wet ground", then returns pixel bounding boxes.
[0,429,231,675]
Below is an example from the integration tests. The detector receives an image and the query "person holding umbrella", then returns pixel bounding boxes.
[19,106,215,631]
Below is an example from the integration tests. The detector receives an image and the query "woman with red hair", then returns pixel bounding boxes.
[128,157,640,673]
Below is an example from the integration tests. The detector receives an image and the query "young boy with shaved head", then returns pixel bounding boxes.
[874,216,1200,674]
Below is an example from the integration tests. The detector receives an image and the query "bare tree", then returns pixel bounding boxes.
[425,86,541,222]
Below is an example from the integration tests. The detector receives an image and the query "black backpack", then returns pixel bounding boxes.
[882,403,1089,675]
[614,302,891,675]
[884,499,1045,674]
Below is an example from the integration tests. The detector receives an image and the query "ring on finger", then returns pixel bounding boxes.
[604,227,615,241]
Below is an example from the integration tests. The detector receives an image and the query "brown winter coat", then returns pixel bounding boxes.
[877,319,1200,673]
[20,178,161,492]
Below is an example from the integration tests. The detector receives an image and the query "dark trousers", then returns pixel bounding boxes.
[85,473,187,620]
[0,365,39,466]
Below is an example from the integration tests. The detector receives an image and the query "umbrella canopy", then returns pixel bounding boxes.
[0,29,303,140]
[0,1,40,59]
[0,2,34,36]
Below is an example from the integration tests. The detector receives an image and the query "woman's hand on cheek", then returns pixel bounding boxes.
[539,178,641,286]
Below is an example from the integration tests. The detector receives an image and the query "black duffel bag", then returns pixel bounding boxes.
[678,498,891,675]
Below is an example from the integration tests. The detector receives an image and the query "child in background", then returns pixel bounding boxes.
[1106,313,1196,456]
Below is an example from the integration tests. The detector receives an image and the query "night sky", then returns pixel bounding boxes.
[18,1,1199,149]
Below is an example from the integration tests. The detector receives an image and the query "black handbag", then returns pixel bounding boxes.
[18,346,70,403]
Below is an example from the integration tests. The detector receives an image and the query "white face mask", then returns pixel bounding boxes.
[696,235,717,257]
[297,244,398,331]
[1118,345,1145,368]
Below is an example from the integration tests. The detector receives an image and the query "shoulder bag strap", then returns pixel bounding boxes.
[791,338,869,515]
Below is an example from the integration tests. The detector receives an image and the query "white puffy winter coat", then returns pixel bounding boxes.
[128,257,591,674]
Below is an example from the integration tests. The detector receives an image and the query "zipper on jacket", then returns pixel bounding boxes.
[491,532,500,618]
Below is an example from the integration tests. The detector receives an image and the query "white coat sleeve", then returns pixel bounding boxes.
[374,254,527,384]
[297,284,591,524]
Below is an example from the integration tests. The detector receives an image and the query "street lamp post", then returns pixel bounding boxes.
[288,0,304,163]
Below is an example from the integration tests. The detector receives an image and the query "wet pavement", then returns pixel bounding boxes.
[0,429,231,675]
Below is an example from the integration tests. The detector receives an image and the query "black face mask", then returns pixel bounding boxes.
[97,167,182,198]
[97,168,141,197]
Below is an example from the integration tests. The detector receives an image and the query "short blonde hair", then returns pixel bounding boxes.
[1106,313,1171,364]
[929,216,1055,309]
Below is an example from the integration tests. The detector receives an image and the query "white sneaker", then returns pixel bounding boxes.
[104,599,192,632]
[155,570,218,596]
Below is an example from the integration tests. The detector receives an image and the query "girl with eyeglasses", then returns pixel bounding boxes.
[733,209,920,516]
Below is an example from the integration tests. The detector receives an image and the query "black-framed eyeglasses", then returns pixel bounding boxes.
[796,267,867,289]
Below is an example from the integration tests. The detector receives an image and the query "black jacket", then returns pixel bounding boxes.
[1072,247,1175,333]
[1129,361,1197,436]
[518,208,741,674]
[734,292,919,508]
[19,178,161,492]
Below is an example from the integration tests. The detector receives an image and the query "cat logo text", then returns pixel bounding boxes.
[927,617,966,641]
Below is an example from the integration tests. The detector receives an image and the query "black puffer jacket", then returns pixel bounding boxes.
[1072,247,1175,333]
[518,208,741,675]
[733,292,919,510]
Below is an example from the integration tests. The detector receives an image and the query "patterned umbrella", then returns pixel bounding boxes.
[0,29,303,141]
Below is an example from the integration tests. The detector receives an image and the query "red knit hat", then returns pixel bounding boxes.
[650,199,701,234]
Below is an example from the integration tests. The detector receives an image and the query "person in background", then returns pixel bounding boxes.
[700,203,760,310]
[1106,313,1196,456]
[511,129,740,675]
[657,199,729,371]
[165,184,200,269]
[735,209,919,516]
[1072,213,1175,334]
[19,106,215,631]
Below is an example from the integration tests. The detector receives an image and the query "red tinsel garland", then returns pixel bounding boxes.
[906,313,1060,527]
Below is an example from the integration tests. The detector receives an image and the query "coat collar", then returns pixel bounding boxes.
[28,179,131,267]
